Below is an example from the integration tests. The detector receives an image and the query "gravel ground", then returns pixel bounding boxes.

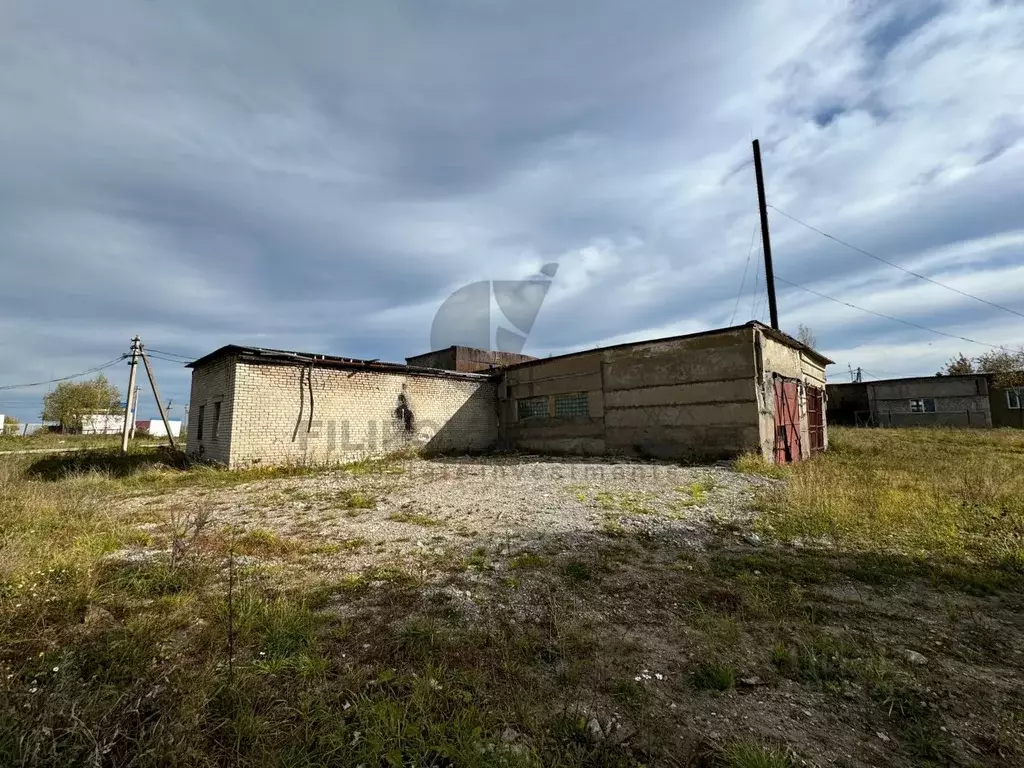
[126,455,776,571]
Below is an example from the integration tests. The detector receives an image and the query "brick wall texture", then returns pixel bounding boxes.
[187,355,497,467]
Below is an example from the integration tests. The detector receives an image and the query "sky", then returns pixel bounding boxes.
[1,0,1023,423]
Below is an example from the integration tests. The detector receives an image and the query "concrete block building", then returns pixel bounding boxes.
[185,321,831,467]
[827,375,993,428]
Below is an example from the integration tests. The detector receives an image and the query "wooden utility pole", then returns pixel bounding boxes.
[139,348,177,450]
[752,139,780,330]
[120,336,141,454]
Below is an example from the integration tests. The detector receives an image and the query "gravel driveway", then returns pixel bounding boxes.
[128,455,775,572]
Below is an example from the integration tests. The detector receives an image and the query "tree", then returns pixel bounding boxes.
[937,348,1024,388]
[795,324,817,349]
[41,374,123,432]
[938,353,975,375]
[2,416,20,435]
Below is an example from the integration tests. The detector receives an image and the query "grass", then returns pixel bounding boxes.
[721,742,795,768]
[388,510,442,527]
[2,427,1023,766]
[754,427,1024,563]
[691,661,736,691]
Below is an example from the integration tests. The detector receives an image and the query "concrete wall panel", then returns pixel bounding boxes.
[510,372,602,399]
[604,379,754,408]
[605,402,758,429]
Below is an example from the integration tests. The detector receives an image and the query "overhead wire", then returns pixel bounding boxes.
[767,204,1024,321]
[144,348,195,361]
[774,275,1009,351]
[0,356,128,391]
[729,220,759,326]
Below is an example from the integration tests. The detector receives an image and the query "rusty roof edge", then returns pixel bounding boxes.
[186,345,496,381]
[755,324,835,366]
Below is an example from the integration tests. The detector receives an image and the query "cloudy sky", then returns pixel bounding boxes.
[1,0,1023,422]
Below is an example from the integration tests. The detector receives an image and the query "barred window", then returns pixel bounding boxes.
[554,392,589,417]
[517,396,549,420]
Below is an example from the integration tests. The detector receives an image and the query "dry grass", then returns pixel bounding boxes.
[755,427,1024,564]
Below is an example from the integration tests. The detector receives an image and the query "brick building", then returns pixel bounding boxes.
[185,321,831,467]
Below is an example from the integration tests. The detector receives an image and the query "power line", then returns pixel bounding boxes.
[730,220,759,325]
[767,204,1024,321]
[775,276,1009,350]
[0,356,128,391]
[144,352,191,365]
[144,348,194,361]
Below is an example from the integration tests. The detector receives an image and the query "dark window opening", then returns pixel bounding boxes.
[909,398,936,413]
[213,402,222,439]
[197,405,205,440]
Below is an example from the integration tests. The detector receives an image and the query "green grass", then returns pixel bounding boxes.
[721,742,795,768]
[594,490,654,515]
[692,662,736,691]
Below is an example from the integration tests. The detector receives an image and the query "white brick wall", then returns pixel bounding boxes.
[187,356,498,467]
[185,355,236,465]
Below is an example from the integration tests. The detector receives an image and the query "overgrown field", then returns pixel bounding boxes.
[1,428,1022,767]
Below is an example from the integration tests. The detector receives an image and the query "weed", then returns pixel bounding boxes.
[232,528,299,557]
[334,489,377,509]
[594,490,653,515]
[722,742,795,768]
[388,511,441,527]
[563,562,592,584]
[692,662,736,691]
[509,552,545,569]
[734,453,788,479]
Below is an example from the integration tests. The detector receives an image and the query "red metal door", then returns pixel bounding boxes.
[807,386,825,455]
[773,379,803,463]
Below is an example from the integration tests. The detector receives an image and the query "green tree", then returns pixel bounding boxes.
[41,374,123,432]
[2,415,20,435]
[938,353,975,375]
[938,348,1024,388]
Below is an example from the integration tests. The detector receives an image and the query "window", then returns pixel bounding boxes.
[554,392,589,417]
[909,398,936,413]
[196,405,205,440]
[213,402,222,438]
[517,396,549,420]
[1007,388,1023,410]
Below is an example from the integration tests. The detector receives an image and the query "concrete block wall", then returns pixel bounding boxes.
[602,329,761,460]
[185,355,237,465]
[225,362,498,467]
[501,327,765,460]
[868,376,992,428]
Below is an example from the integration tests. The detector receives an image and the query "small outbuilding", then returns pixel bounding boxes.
[185,321,832,468]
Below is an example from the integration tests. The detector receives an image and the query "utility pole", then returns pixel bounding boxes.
[752,139,780,330]
[128,385,140,439]
[120,336,141,454]
[139,347,177,450]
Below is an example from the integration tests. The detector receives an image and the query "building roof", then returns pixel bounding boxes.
[500,321,834,371]
[186,345,495,382]
[188,322,833,381]
[828,373,986,388]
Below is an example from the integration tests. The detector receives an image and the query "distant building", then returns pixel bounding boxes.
[405,346,537,373]
[81,414,123,435]
[827,375,993,428]
[135,419,182,438]
[184,322,832,468]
